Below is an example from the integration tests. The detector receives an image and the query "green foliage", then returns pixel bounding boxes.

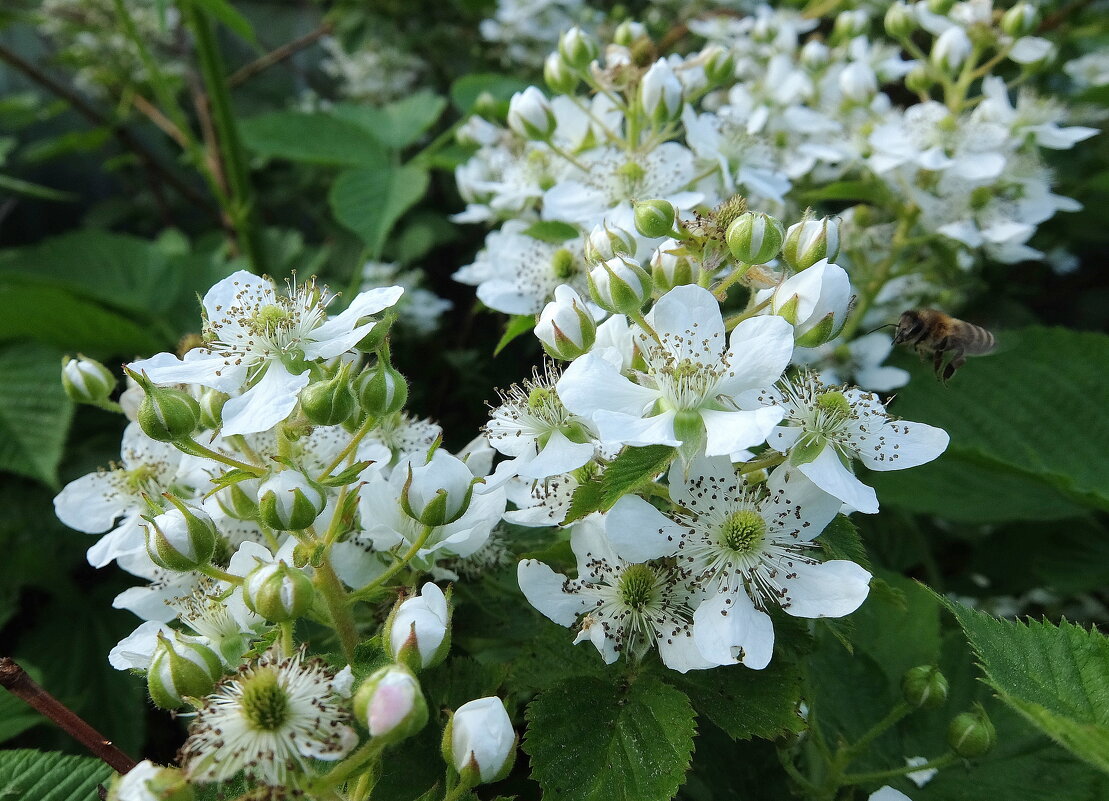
[945,599,1109,773]
[0,750,114,801]
[0,665,44,744]
[450,74,531,113]
[523,221,581,243]
[0,345,73,486]
[525,676,697,801]
[189,0,257,43]
[819,514,872,570]
[563,445,675,524]
[495,314,536,355]
[332,92,447,150]
[330,165,430,256]
[240,111,389,167]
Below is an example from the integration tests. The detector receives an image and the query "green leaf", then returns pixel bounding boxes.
[0,345,72,485]
[525,677,696,801]
[495,314,535,356]
[0,750,114,801]
[332,92,447,150]
[0,174,76,202]
[0,665,44,744]
[190,0,257,44]
[800,179,887,205]
[330,165,430,255]
[876,327,1109,513]
[818,514,871,571]
[523,221,580,244]
[945,599,1109,774]
[562,445,675,524]
[240,112,389,167]
[668,658,805,741]
[851,573,941,696]
[450,74,530,113]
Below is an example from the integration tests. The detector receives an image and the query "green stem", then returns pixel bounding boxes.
[628,310,660,344]
[184,3,268,273]
[737,451,785,476]
[442,782,474,801]
[841,752,957,786]
[777,746,821,795]
[723,297,772,332]
[314,557,359,664]
[173,437,267,477]
[92,399,125,415]
[199,564,242,584]
[411,117,467,167]
[349,524,436,602]
[545,139,590,172]
[841,702,912,763]
[311,737,386,794]
[280,620,295,655]
[317,415,377,482]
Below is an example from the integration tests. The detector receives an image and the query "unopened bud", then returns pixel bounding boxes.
[300,362,357,426]
[702,45,735,86]
[356,362,409,418]
[884,2,916,38]
[948,706,996,757]
[839,62,878,102]
[353,665,429,743]
[588,256,651,316]
[931,28,973,73]
[558,27,598,70]
[197,388,228,430]
[61,355,116,405]
[1001,3,1039,36]
[800,40,830,71]
[782,216,840,271]
[633,198,676,239]
[613,20,646,47]
[544,53,579,95]
[927,0,956,14]
[507,87,556,141]
[726,211,785,264]
[384,582,452,672]
[902,665,949,709]
[257,470,326,531]
[128,369,201,442]
[651,240,699,292]
[833,9,869,41]
[355,311,395,353]
[535,285,596,361]
[585,222,636,263]
[905,64,935,94]
[144,500,218,572]
[108,760,193,801]
[147,633,222,709]
[216,478,260,521]
[640,59,683,124]
[242,560,314,622]
[443,697,517,787]
[401,450,479,527]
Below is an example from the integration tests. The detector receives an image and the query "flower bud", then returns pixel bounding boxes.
[901,665,949,709]
[144,501,218,572]
[633,198,676,239]
[355,311,395,353]
[772,259,851,347]
[726,211,785,264]
[61,355,117,405]
[585,222,636,263]
[257,470,326,531]
[1001,3,1039,36]
[443,697,517,787]
[839,62,878,102]
[507,87,556,141]
[197,388,228,430]
[128,369,201,442]
[216,478,260,521]
[401,450,479,527]
[300,363,356,426]
[702,45,735,86]
[782,216,840,271]
[353,665,429,743]
[613,20,646,47]
[800,40,830,71]
[535,285,596,361]
[905,64,935,94]
[588,256,651,316]
[357,362,409,418]
[884,2,916,38]
[651,240,699,292]
[242,560,314,622]
[384,582,452,672]
[833,9,869,40]
[544,53,579,95]
[640,59,683,124]
[558,26,598,70]
[948,706,996,757]
[108,760,193,801]
[927,0,956,14]
[147,632,222,709]
[931,27,973,73]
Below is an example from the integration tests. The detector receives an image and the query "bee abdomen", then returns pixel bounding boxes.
[965,325,996,355]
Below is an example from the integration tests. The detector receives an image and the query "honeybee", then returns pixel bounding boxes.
[891,309,995,383]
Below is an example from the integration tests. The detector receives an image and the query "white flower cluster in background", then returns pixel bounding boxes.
[360,261,453,336]
[318,35,427,106]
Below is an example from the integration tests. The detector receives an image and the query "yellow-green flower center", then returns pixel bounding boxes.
[240,668,289,731]
[251,304,293,336]
[618,563,658,611]
[720,509,766,555]
[551,248,576,279]
[816,390,852,424]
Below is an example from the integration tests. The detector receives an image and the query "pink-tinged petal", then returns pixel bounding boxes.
[518,560,588,626]
[54,472,129,533]
[766,467,841,542]
[592,409,679,448]
[129,349,248,393]
[783,559,871,618]
[646,286,725,367]
[693,590,775,669]
[220,365,310,436]
[855,421,949,472]
[702,407,784,456]
[518,430,595,479]
[797,447,879,514]
[605,495,683,563]
[717,316,795,395]
[557,353,658,418]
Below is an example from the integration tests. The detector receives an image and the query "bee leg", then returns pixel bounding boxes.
[943,349,966,383]
[932,339,948,381]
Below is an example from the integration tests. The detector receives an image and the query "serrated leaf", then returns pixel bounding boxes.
[525,677,696,801]
[240,112,389,167]
[818,514,871,571]
[0,345,73,485]
[562,445,675,524]
[450,74,530,113]
[495,314,535,356]
[330,165,430,256]
[332,92,447,150]
[0,750,114,801]
[668,658,805,741]
[523,221,580,244]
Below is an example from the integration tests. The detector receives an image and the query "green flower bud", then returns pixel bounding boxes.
[535,285,596,361]
[353,665,429,744]
[355,311,395,353]
[147,633,222,709]
[588,256,652,316]
[216,478,259,521]
[800,40,830,71]
[61,355,117,405]
[197,388,228,430]
[926,0,956,14]
[242,560,314,622]
[651,240,699,292]
[507,87,556,141]
[726,211,785,264]
[401,450,478,527]
[585,222,636,263]
[383,582,452,672]
[782,215,840,271]
[905,64,935,94]
[1001,2,1039,36]
[702,45,735,87]
[633,199,677,239]
[613,20,646,47]
[544,53,580,95]
[257,470,326,531]
[300,362,357,426]
[128,369,201,442]
[558,26,598,70]
[948,706,996,757]
[144,500,218,572]
[832,9,869,41]
[357,363,409,418]
[884,2,916,39]
[902,665,949,709]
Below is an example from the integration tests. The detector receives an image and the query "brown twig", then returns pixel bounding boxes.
[229,23,333,88]
[0,42,222,225]
[131,92,193,150]
[0,657,138,775]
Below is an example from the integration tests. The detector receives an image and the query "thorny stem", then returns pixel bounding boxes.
[314,556,360,665]
[0,658,137,775]
[349,524,436,602]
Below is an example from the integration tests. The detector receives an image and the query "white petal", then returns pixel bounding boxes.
[796,446,879,514]
[605,495,683,563]
[702,407,784,456]
[855,421,949,472]
[202,270,272,319]
[518,430,595,479]
[717,316,795,396]
[108,621,168,670]
[54,472,128,533]
[220,365,310,436]
[86,517,145,568]
[783,559,871,618]
[592,409,679,448]
[766,466,842,542]
[557,353,658,418]
[693,590,775,669]
[518,560,588,626]
[647,286,725,367]
[570,515,619,581]
[869,786,913,801]
[129,349,248,393]
[656,624,716,673]
[314,286,405,340]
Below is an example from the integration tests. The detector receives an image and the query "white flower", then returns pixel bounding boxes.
[518,515,713,673]
[792,332,910,392]
[388,582,450,668]
[180,650,357,785]
[503,471,580,527]
[931,27,972,73]
[129,271,402,436]
[640,59,683,122]
[748,373,949,513]
[905,755,938,787]
[557,285,793,457]
[109,760,186,801]
[508,87,557,140]
[450,697,517,783]
[869,788,912,801]
[768,259,852,346]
